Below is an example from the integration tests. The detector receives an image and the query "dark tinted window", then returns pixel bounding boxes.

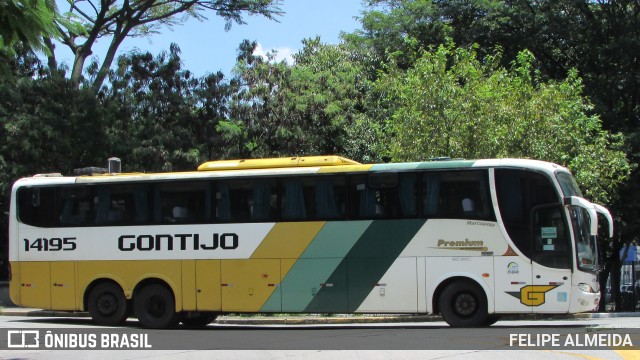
[280,176,346,221]
[495,169,560,258]
[421,170,494,220]
[349,173,417,219]
[153,182,210,224]
[532,205,571,269]
[17,187,57,227]
[94,185,149,225]
[215,179,277,222]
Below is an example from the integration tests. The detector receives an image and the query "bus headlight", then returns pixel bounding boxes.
[578,283,595,293]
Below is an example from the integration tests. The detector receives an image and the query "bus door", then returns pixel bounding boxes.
[529,205,572,313]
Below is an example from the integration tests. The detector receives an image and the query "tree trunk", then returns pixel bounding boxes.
[91,32,128,92]
[70,50,89,88]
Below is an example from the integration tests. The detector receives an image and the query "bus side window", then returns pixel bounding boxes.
[281,179,310,220]
[17,187,56,227]
[59,187,93,226]
[421,171,494,220]
[95,185,149,225]
[216,180,277,222]
[154,182,208,224]
[315,176,345,220]
[349,173,417,219]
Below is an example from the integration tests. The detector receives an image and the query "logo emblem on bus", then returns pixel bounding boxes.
[507,262,519,274]
[506,285,558,306]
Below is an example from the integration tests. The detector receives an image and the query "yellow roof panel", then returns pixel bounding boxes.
[197,155,360,171]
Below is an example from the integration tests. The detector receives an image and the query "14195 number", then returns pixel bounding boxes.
[23,237,77,252]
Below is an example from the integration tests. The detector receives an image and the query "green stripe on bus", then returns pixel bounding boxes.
[260,221,371,312]
[304,219,426,313]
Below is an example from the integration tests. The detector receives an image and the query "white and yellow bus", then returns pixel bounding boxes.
[8,156,613,328]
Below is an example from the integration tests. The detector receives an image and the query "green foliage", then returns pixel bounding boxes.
[230,38,367,158]
[349,0,640,238]
[0,0,59,52]
[100,44,237,171]
[373,45,630,204]
[0,76,109,180]
[0,0,62,76]
[0,75,111,264]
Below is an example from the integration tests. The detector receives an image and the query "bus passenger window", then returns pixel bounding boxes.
[421,170,494,221]
[154,182,208,224]
[215,179,277,222]
[17,187,57,227]
[95,185,149,225]
[349,173,416,219]
[60,187,93,226]
[314,177,345,219]
[281,179,310,220]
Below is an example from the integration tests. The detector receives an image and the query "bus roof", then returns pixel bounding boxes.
[13,157,569,187]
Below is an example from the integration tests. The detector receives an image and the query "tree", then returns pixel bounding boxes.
[0,0,61,76]
[366,45,630,205]
[348,0,640,242]
[99,43,237,171]
[229,38,367,158]
[0,73,112,279]
[51,0,283,90]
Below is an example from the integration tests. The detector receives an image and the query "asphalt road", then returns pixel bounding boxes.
[1,315,639,359]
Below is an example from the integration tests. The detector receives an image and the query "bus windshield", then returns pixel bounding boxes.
[569,206,598,272]
[556,171,598,272]
[555,171,583,198]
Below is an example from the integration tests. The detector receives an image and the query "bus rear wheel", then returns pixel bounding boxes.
[439,280,488,328]
[87,282,129,326]
[134,283,179,329]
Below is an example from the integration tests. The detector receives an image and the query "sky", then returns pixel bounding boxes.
[55,1,366,78]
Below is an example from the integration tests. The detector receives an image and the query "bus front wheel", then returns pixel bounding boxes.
[134,283,179,329]
[87,282,129,326]
[439,280,489,327]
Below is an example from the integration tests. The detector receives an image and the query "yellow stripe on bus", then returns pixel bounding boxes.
[216,222,326,312]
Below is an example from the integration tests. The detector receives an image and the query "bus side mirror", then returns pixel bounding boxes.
[563,196,598,236]
[593,203,614,238]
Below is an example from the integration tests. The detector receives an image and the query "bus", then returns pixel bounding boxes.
[8,156,613,328]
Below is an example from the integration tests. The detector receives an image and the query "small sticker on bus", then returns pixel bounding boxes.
[541,227,557,239]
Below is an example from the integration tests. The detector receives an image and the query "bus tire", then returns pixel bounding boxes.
[439,280,488,328]
[134,283,179,329]
[87,282,129,326]
[181,312,217,328]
